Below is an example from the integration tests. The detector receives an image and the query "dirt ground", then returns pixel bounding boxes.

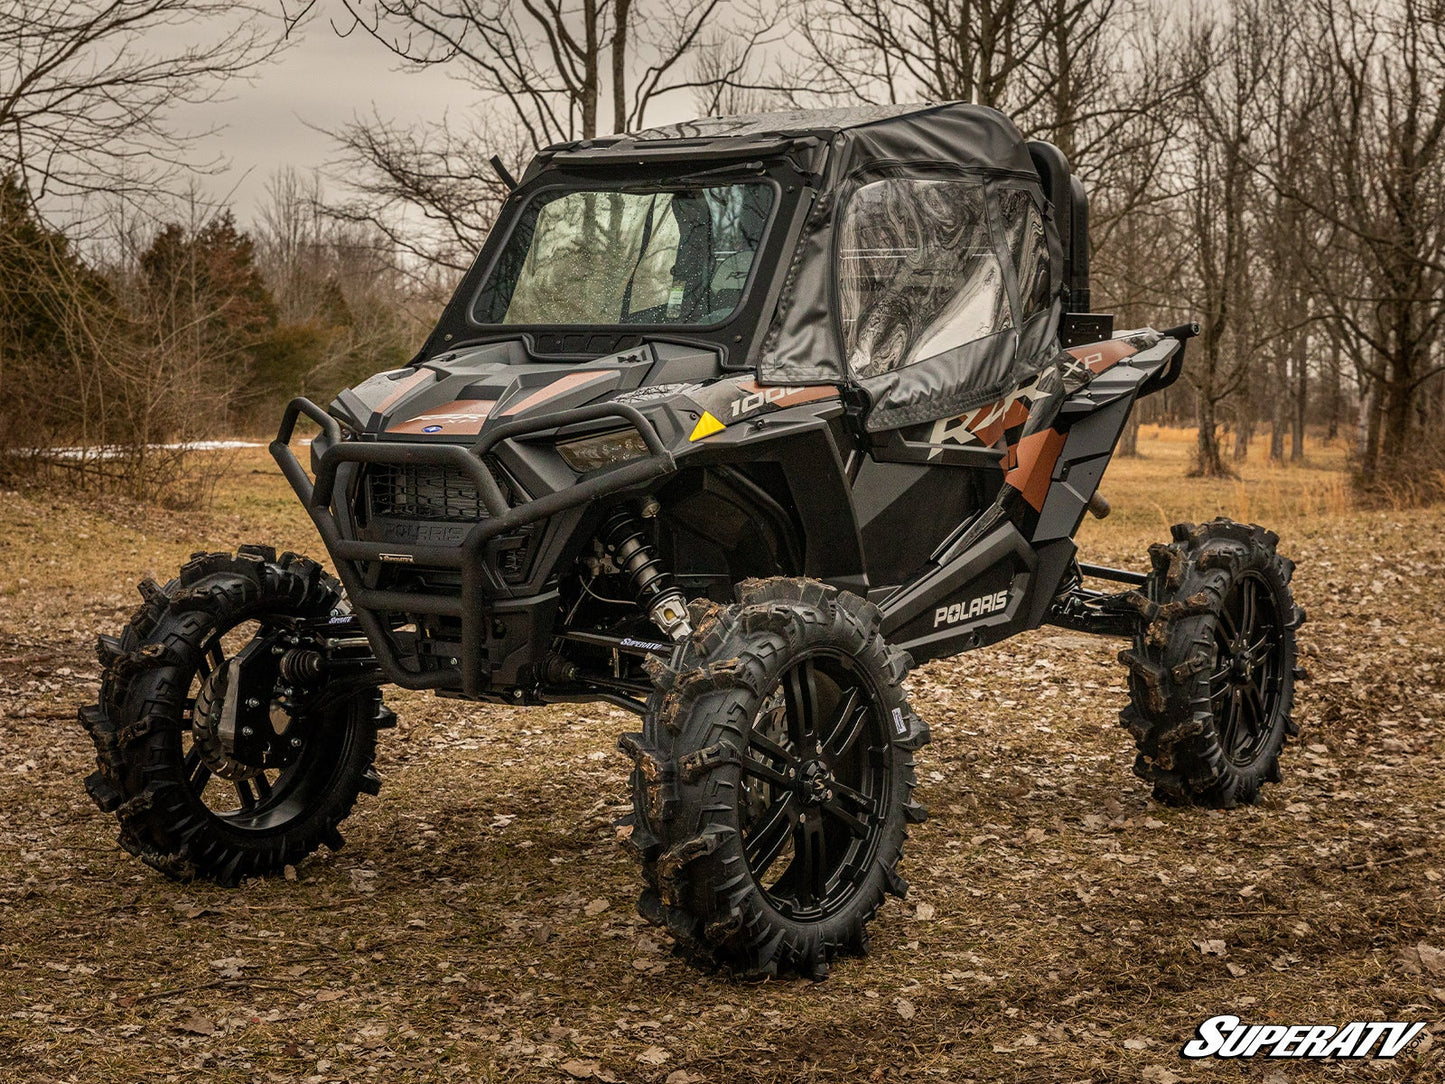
[1,429,1441,1083]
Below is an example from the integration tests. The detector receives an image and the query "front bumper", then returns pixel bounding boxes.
[271,397,675,695]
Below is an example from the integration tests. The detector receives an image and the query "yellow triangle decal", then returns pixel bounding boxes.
[689,411,726,441]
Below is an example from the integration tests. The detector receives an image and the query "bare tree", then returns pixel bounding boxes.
[0,1,286,212]
[791,0,1054,108]
[325,109,529,274]
[316,0,777,273]
[252,166,429,402]
[333,0,750,144]
[1271,0,1445,485]
[1163,0,1288,477]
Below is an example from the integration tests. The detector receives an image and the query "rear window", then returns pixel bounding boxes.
[473,183,775,327]
[837,178,1010,379]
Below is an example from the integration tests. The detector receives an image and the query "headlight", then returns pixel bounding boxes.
[555,427,650,472]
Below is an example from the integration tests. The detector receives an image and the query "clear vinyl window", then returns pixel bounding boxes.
[473,183,774,327]
[837,178,1009,379]
[995,186,1052,323]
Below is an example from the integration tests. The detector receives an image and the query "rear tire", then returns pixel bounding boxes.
[80,547,389,885]
[1120,519,1305,807]
[618,578,930,978]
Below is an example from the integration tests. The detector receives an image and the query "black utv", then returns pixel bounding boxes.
[81,103,1304,979]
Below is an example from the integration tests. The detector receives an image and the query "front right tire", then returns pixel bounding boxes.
[80,547,389,885]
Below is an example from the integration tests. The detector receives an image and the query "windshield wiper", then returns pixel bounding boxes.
[628,160,767,191]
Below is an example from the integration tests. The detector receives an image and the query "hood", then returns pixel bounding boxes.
[332,339,719,440]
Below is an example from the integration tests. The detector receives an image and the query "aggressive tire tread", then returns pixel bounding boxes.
[1122,518,1304,808]
[80,550,383,885]
[624,576,930,978]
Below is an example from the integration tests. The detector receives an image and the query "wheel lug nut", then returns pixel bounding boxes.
[241,726,254,737]
[245,698,260,709]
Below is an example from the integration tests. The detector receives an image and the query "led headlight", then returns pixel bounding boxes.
[555,427,650,472]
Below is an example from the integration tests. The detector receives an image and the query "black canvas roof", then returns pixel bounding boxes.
[542,102,1039,179]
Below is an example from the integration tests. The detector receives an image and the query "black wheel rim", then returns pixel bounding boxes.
[1209,571,1286,766]
[179,617,342,833]
[738,649,892,921]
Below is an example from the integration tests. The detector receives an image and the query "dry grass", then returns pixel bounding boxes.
[1,432,1442,1083]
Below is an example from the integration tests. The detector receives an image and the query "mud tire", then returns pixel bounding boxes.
[80,547,387,885]
[1120,519,1305,807]
[618,577,930,979]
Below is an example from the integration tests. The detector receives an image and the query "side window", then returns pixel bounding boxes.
[837,178,1009,380]
[995,187,1052,322]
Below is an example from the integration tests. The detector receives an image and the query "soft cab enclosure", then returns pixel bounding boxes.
[627,104,1066,431]
[429,102,1072,434]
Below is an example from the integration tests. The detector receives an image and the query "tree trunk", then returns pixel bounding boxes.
[580,0,600,137]
[1194,396,1228,476]
[1269,389,1285,463]
[612,0,631,134]
[1358,379,1381,484]
[1233,396,1251,462]
[1326,337,1341,441]
[1380,372,1412,468]
[1291,330,1307,461]
[1119,410,1140,457]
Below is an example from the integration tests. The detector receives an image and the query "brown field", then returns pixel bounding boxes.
[1,430,1442,1083]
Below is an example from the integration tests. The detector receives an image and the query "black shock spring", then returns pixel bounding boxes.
[600,507,672,606]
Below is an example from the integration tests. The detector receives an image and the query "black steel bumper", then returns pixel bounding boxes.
[270,397,676,695]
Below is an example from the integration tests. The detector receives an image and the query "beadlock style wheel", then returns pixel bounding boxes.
[618,577,930,979]
[1120,519,1305,808]
[80,547,388,885]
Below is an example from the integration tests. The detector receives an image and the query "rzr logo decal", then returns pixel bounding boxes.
[933,590,1010,627]
[925,374,1043,459]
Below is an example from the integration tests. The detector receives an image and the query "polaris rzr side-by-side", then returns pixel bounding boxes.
[80,103,1304,979]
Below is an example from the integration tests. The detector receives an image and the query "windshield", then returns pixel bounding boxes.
[473,183,775,327]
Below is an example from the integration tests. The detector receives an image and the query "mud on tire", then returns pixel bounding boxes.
[1120,519,1306,808]
[79,546,389,885]
[617,577,931,979]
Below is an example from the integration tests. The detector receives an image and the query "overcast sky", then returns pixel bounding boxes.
[173,15,702,229]
[171,18,477,224]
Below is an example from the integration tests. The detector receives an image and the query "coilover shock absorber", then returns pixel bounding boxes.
[600,504,692,642]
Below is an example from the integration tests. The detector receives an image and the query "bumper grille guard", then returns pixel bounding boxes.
[367,461,496,522]
[271,396,676,694]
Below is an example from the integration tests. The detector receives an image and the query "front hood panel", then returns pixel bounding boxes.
[332,338,839,455]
